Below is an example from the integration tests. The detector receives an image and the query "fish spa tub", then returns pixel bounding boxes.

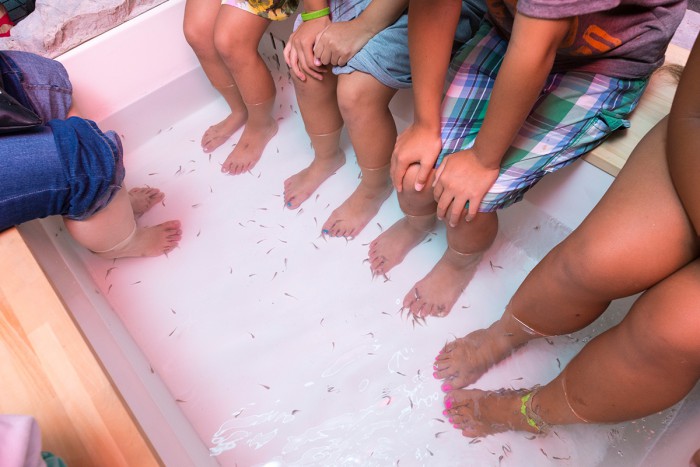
[15,1,700,465]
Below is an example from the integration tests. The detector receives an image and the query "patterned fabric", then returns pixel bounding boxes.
[221,0,299,21]
[439,22,648,212]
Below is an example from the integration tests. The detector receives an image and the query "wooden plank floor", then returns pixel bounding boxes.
[0,227,161,467]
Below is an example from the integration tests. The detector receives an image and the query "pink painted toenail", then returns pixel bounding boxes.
[441,383,452,392]
[442,410,448,416]
[433,371,438,379]
[445,398,453,409]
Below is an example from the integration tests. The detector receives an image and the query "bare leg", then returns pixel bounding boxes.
[445,258,700,437]
[215,7,278,175]
[434,118,699,389]
[692,448,700,467]
[65,188,182,259]
[183,0,247,153]
[322,72,396,238]
[368,163,437,275]
[405,211,497,318]
[284,71,345,209]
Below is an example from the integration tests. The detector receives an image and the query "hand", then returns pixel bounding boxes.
[313,20,374,67]
[391,123,442,192]
[283,17,331,81]
[432,149,500,226]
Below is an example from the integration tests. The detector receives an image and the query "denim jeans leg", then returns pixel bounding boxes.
[0,51,72,122]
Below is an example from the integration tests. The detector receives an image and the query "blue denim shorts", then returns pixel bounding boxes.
[0,51,125,230]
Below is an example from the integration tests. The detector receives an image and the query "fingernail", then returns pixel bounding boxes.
[415,182,424,191]
[441,383,452,392]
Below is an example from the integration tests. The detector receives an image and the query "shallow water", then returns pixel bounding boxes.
[53,63,683,466]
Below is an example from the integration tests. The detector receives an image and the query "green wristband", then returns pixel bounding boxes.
[301,7,330,21]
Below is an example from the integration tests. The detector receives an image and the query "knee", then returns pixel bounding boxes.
[397,163,435,211]
[183,19,213,56]
[549,235,613,294]
[213,31,256,69]
[336,79,381,125]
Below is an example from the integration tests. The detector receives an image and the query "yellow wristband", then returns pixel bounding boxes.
[301,7,330,21]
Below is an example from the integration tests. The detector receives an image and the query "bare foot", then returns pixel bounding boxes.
[221,119,278,175]
[284,149,345,209]
[444,388,539,437]
[202,112,247,153]
[321,180,393,239]
[403,249,482,318]
[96,220,182,259]
[128,187,165,218]
[368,215,434,275]
[434,325,525,390]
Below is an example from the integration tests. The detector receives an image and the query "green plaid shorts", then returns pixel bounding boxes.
[440,21,648,212]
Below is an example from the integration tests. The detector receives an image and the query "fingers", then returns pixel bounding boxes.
[413,161,433,192]
[390,155,409,192]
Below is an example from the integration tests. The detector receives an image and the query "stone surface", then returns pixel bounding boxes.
[0,0,166,58]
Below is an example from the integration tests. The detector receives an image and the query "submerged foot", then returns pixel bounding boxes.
[444,388,540,438]
[202,112,247,153]
[96,220,182,259]
[128,187,165,218]
[403,249,482,318]
[434,325,524,390]
[283,149,345,209]
[221,119,278,175]
[368,215,434,275]
[321,179,393,239]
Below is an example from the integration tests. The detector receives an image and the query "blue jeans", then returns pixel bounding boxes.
[0,51,125,231]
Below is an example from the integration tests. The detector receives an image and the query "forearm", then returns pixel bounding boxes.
[472,14,568,168]
[408,0,461,131]
[355,0,409,36]
[667,37,700,233]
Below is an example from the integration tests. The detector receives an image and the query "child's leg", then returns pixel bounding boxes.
[321,72,396,238]
[404,210,498,318]
[214,6,277,175]
[65,188,182,259]
[369,163,438,275]
[284,70,345,209]
[434,119,699,389]
[444,257,700,437]
[183,0,246,153]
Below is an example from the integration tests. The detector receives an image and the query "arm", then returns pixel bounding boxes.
[391,0,462,193]
[667,35,700,235]
[283,0,332,81]
[433,12,571,226]
[313,0,409,67]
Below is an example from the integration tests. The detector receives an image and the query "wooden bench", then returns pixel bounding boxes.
[584,43,690,176]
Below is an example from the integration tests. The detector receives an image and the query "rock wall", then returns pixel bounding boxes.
[0,0,167,58]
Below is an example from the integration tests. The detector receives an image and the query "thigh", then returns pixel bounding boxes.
[0,51,72,122]
[336,72,397,115]
[620,257,700,370]
[220,0,298,21]
[183,0,222,40]
[215,5,271,51]
[557,118,698,297]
